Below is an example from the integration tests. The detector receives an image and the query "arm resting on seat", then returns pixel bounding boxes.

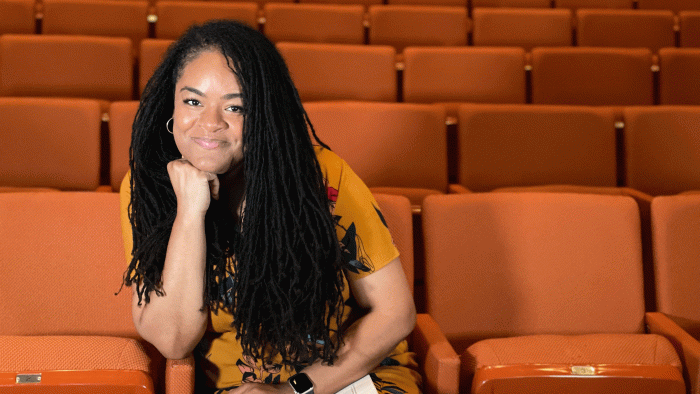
[411,314,460,394]
[166,355,195,394]
[646,312,700,394]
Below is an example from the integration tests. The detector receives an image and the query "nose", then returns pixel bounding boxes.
[198,107,226,132]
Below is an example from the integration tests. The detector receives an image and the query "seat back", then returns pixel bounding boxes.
[0,98,102,190]
[576,9,675,53]
[373,194,414,293]
[659,48,700,104]
[0,34,133,101]
[422,192,646,354]
[154,1,259,39]
[402,47,526,106]
[456,104,617,192]
[637,0,700,13]
[652,194,700,340]
[304,101,448,193]
[471,0,550,6]
[0,192,134,337]
[555,0,633,10]
[277,42,397,101]
[624,106,700,195]
[680,11,700,47]
[368,5,468,52]
[42,0,149,51]
[388,0,467,6]
[139,38,174,95]
[472,8,572,50]
[531,47,654,105]
[263,3,365,44]
[0,0,35,34]
[110,101,140,191]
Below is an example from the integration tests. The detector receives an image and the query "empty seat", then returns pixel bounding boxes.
[0,192,154,392]
[139,38,174,95]
[109,101,140,191]
[576,9,675,53]
[277,42,397,101]
[263,3,365,44]
[555,0,633,10]
[455,104,617,192]
[422,192,685,394]
[42,0,149,52]
[0,0,35,34]
[154,1,259,39]
[388,0,467,6]
[471,0,550,6]
[531,47,653,106]
[303,101,448,210]
[637,0,700,13]
[652,194,700,340]
[0,98,102,190]
[472,8,572,50]
[624,106,700,195]
[368,5,469,53]
[658,48,700,104]
[680,11,700,47]
[298,0,381,7]
[402,47,526,116]
[0,34,133,102]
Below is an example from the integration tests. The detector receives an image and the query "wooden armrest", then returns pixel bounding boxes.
[646,312,700,394]
[166,355,195,394]
[411,314,459,394]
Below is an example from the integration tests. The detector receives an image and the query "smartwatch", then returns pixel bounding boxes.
[288,373,314,394]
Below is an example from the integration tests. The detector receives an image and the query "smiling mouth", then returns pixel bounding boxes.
[193,137,223,150]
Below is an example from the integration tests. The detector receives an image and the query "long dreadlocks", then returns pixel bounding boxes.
[122,20,346,366]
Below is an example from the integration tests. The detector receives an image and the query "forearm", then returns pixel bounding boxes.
[301,301,416,394]
[133,212,209,359]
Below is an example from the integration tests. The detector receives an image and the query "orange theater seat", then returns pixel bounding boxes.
[680,11,700,47]
[263,3,365,44]
[658,47,700,104]
[576,9,675,53]
[455,104,617,192]
[471,8,573,50]
[154,1,259,39]
[42,0,149,53]
[368,5,469,53]
[387,0,466,7]
[0,0,35,34]
[531,47,654,106]
[402,46,526,118]
[298,0,381,7]
[471,0,550,6]
[422,192,686,394]
[109,101,140,191]
[637,0,700,13]
[555,0,633,10]
[304,101,448,211]
[0,34,133,103]
[624,106,700,195]
[277,42,396,102]
[0,192,155,393]
[139,38,174,94]
[0,98,102,191]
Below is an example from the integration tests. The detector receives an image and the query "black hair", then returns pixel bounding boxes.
[123,19,345,366]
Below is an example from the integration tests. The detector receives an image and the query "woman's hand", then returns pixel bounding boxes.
[227,382,294,394]
[167,158,220,217]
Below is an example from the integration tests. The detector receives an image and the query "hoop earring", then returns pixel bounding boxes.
[166,118,174,134]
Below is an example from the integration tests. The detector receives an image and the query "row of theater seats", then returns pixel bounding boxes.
[5,1,700,50]
[3,98,699,200]
[3,36,700,106]
[2,190,699,393]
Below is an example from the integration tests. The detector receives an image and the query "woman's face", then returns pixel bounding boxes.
[172,50,244,174]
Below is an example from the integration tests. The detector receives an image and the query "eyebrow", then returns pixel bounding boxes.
[180,86,242,100]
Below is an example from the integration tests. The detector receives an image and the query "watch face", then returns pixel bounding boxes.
[290,373,314,394]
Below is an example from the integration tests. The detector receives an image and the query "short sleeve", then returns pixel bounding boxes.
[119,171,134,266]
[327,155,400,281]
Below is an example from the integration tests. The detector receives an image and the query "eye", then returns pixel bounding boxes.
[183,98,201,106]
[226,105,244,113]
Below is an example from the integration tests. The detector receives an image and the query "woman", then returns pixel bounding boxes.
[121,19,418,394]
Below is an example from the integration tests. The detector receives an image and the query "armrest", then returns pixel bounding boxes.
[646,312,700,394]
[411,314,460,394]
[448,184,471,194]
[166,355,195,394]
